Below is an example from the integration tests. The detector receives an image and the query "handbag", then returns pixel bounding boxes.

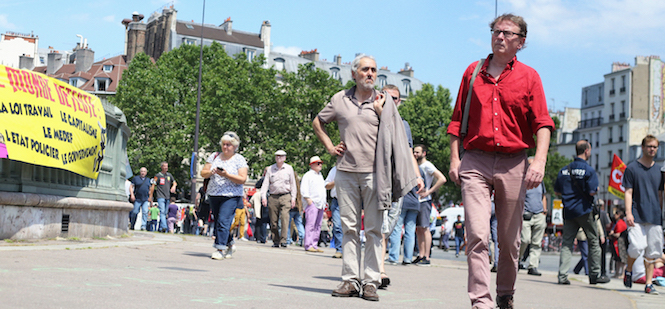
[523,211,534,221]
[458,58,486,159]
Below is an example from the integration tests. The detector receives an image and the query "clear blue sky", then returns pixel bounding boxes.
[2,0,664,111]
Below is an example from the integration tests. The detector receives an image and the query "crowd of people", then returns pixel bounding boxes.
[122,13,665,308]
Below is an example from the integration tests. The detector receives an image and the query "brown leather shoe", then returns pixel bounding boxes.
[361,284,379,301]
[331,281,359,297]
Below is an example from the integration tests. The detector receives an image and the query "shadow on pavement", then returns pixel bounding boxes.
[268,284,332,295]
[182,251,211,258]
[312,276,341,282]
[158,266,208,272]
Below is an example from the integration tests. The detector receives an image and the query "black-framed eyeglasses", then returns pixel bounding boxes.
[491,29,523,39]
[392,96,400,102]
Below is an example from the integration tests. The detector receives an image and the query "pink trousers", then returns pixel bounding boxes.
[460,150,527,309]
[303,204,324,250]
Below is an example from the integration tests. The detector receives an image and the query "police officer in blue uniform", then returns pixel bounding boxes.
[554,139,610,285]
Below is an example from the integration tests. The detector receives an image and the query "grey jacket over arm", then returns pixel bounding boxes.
[375,94,419,210]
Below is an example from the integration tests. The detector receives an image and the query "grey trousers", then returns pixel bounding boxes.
[336,170,382,288]
[558,212,601,281]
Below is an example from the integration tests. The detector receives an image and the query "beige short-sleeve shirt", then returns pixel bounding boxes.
[317,87,379,173]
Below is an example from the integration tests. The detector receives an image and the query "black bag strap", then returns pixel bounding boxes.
[567,164,594,204]
[460,58,485,137]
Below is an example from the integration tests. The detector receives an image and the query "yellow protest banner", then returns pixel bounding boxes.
[0,64,106,179]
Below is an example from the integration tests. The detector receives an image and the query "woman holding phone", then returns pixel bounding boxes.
[200,131,248,260]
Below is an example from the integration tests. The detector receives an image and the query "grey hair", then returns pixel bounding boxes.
[220,131,240,151]
[351,54,376,72]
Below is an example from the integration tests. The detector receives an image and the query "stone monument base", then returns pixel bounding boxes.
[0,192,132,240]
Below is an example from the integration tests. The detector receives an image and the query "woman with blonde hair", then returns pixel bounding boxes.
[201,131,248,260]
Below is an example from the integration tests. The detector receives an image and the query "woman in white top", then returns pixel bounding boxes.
[201,131,248,260]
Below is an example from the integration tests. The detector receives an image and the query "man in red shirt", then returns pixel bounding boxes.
[447,13,554,309]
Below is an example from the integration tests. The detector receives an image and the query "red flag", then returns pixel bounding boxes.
[608,154,626,199]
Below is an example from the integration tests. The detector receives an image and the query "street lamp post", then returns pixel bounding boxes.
[190,0,205,203]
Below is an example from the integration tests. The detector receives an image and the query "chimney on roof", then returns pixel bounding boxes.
[299,49,319,62]
[132,11,144,22]
[126,14,147,62]
[75,48,95,74]
[19,55,35,70]
[47,52,63,75]
[260,20,271,60]
[221,17,232,35]
[334,54,341,65]
[612,61,631,72]
[398,62,414,77]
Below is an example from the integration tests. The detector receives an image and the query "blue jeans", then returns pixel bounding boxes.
[130,200,150,230]
[389,209,418,263]
[329,198,342,253]
[149,220,158,231]
[286,209,304,245]
[455,236,465,255]
[490,213,499,265]
[574,240,589,275]
[210,196,240,250]
[402,209,418,262]
[157,198,168,231]
[387,211,404,262]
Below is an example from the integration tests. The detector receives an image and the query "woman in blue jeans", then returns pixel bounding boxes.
[200,131,248,260]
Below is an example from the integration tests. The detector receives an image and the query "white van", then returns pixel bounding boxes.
[432,206,465,240]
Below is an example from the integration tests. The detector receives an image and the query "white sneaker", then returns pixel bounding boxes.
[231,244,237,253]
[223,248,233,259]
[211,251,224,260]
[240,237,248,241]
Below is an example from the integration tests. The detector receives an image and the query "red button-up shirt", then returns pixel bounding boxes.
[447,55,554,153]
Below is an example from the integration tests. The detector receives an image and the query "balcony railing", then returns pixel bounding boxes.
[610,89,616,96]
[609,114,615,121]
[620,112,626,119]
[577,117,603,129]
[620,87,626,93]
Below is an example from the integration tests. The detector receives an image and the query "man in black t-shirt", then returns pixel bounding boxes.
[622,135,664,295]
[149,162,177,232]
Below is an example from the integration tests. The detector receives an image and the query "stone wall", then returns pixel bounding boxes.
[0,192,131,239]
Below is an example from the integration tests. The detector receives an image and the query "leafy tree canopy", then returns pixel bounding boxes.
[113,43,346,196]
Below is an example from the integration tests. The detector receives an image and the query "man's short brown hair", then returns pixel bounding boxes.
[490,13,527,37]
[641,134,659,146]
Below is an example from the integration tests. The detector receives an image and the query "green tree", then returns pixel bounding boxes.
[398,83,459,204]
[113,43,279,195]
[543,116,572,197]
[113,43,348,194]
[112,52,192,191]
[267,63,344,176]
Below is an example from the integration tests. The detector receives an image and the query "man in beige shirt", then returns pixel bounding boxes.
[313,54,384,302]
[261,150,297,248]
